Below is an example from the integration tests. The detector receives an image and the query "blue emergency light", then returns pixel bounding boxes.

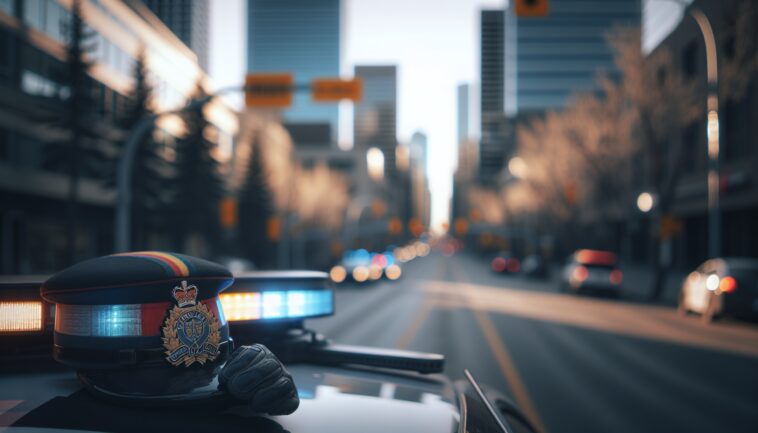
[220,271,334,323]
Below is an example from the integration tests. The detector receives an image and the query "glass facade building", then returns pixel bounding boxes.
[479,9,509,179]
[0,0,237,273]
[246,0,341,146]
[141,0,210,71]
[506,0,641,114]
[353,65,397,179]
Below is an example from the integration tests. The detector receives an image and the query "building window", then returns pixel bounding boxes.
[723,94,751,162]
[682,40,697,79]
[682,121,705,173]
[0,0,14,16]
[23,0,45,31]
[0,28,13,83]
[0,127,11,161]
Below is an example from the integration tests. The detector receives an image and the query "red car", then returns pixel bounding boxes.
[561,249,623,296]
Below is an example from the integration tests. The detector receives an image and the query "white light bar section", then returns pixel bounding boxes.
[55,304,142,337]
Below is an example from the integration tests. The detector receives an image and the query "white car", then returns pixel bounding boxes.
[678,257,758,323]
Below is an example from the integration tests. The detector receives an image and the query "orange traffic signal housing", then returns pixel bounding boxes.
[312,78,362,103]
[219,197,238,229]
[245,73,294,107]
[515,0,549,17]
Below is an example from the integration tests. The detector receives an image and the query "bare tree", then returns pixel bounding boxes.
[719,1,758,103]
[608,28,700,299]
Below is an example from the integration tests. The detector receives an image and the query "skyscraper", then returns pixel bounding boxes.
[410,132,431,228]
[141,0,210,71]
[457,84,470,145]
[247,0,341,146]
[353,65,398,179]
[505,0,641,114]
[479,9,509,179]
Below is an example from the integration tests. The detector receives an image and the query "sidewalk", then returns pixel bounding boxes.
[616,262,686,306]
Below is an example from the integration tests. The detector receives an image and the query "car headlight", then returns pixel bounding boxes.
[330,266,347,283]
[385,264,402,281]
[352,266,370,283]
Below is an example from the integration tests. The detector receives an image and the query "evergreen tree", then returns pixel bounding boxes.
[119,47,170,249]
[44,0,110,263]
[169,82,225,254]
[239,136,274,267]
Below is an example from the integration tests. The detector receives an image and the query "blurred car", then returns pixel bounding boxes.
[0,269,539,433]
[371,251,403,281]
[522,255,550,279]
[678,257,758,323]
[491,251,521,275]
[329,249,373,284]
[561,249,623,295]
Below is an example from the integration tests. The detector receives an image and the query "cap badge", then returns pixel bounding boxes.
[162,281,221,367]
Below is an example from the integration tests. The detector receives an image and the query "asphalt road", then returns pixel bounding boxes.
[311,252,758,433]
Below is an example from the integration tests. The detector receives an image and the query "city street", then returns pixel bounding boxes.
[312,253,758,433]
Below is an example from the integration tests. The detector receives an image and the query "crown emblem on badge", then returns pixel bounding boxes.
[172,280,198,307]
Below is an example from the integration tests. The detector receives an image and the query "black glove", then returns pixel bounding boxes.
[218,344,300,415]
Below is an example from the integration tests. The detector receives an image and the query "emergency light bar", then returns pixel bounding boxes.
[0,278,51,334]
[221,271,334,323]
[0,301,43,332]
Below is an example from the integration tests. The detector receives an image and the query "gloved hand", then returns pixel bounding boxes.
[218,344,300,415]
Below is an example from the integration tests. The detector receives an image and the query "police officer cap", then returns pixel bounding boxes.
[42,252,234,404]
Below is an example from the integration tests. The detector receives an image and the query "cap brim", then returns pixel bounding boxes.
[77,363,232,408]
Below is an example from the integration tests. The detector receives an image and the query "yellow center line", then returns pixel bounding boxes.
[450,260,548,433]
[471,307,548,433]
[395,298,433,350]
[394,260,447,350]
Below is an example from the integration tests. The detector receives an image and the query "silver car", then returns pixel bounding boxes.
[678,257,758,323]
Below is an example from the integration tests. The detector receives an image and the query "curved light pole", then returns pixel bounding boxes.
[114,88,237,252]
[657,0,720,257]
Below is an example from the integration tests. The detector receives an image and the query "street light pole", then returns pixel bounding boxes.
[688,8,721,258]
[660,0,721,257]
[113,94,215,252]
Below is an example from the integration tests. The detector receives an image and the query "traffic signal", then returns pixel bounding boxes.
[266,216,281,241]
[311,78,362,103]
[408,218,424,237]
[388,217,403,235]
[245,73,294,107]
[454,218,469,236]
[514,0,549,17]
[659,215,683,240]
[219,197,238,229]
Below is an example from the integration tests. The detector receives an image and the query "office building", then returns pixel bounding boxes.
[140,0,210,71]
[246,0,341,146]
[457,84,470,145]
[505,0,641,114]
[0,0,238,273]
[409,131,431,228]
[354,65,398,179]
[479,9,509,179]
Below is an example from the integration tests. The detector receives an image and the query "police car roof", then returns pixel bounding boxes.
[0,362,458,433]
[226,271,330,293]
